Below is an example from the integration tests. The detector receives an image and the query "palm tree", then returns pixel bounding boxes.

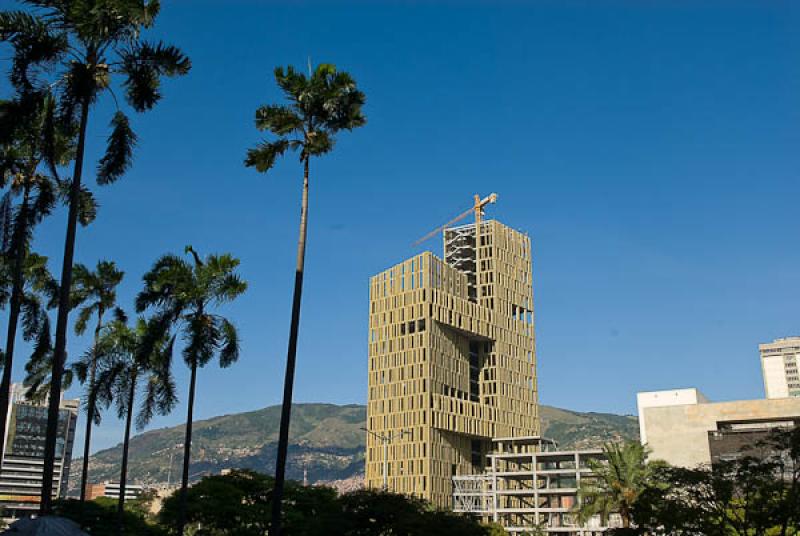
[81,316,176,534]
[0,2,190,512]
[0,89,72,470]
[23,314,74,404]
[244,63,365,535]
[576,441,652,529]
[70,260,125,503]
[136,246,246,535]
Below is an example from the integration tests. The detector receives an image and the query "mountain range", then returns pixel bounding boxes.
[73,403,639,491]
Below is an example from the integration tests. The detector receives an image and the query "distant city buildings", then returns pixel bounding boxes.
[637,388,800,468]
[0,383,78,520]
[760,337,800,398]
[366,219,539,507]
[86,481,145,501]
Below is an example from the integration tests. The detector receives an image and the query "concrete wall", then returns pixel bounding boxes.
[636,388,708,444]
[641,397,800,467]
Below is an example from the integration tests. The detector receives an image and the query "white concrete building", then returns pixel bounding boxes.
[637,388,800,468]
[760,337,800,398]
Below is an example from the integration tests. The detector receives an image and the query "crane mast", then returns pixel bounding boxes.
[413,193,498,302]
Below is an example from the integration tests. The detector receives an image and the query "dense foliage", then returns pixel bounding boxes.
[157,469,491,536]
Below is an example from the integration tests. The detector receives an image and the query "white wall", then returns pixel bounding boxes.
[636,388,707,444]
[762,355,790,399]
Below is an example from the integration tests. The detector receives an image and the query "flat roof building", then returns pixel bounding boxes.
[760,337,800,399]
[86,481,145,501]
[0,384,78,520]
[366,219,539,507]
[637,388,800,467]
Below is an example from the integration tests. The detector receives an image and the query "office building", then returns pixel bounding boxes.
[760,337,800,398]
[366,219,539,507]
[637,388,800,467]
[0,384,79,519]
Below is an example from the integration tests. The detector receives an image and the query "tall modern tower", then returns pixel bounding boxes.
[760,337,800,399]
[0,384,78,520]
[366,219,539,507]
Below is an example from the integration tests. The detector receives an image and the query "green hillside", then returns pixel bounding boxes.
[74,403,638,491]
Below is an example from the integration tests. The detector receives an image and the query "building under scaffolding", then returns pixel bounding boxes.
[453,437,621,535]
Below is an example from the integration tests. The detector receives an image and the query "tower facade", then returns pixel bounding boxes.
[366,220,539,507]
[760,337,800,398]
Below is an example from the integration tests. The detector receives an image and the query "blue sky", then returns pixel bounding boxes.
[3,0,799,454]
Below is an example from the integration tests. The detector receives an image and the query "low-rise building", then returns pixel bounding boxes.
[86,481,145,501]
[637,388,800,467]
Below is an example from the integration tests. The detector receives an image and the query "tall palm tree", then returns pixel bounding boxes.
[576,441,652,529]
[0,90,72,470]
[81,316,176,534]
[244,63,365,535]
[71,260,125,502]
[0,2,190,512]
[136,246,246,535]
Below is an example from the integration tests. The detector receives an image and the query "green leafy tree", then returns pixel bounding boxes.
[576,441,652,529]
[136,247,246,535]
[54,497,165,536]
[70,260,125,502]
[0,1,190,512]
[245,62,366,535]
[157,470,489,536]
[633,427,800,536]
[82,316,176,534]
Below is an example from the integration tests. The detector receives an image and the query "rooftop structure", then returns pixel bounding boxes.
[366,219,539,507]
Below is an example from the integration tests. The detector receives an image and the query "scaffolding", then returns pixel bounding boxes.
[444,221,493,302]
[453,437,621,535]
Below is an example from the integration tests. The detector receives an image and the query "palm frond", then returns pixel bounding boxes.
[20,294,46,341]
[73,302,96,336]
[182,313,218,368]
[97,111,136,185]
[244,139,290,173]
[255,105,303,135]
[217,317,239,368]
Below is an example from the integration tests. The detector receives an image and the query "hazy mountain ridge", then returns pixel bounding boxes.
[72,403,638,491]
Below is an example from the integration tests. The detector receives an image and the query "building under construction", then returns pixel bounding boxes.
[453,437,619,535]
[365,196,539,507]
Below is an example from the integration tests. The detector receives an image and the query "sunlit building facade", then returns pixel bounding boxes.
[0,384,78,519]
[366,220,539,507]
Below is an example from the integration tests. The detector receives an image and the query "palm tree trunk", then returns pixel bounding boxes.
[270,156,310,536]
[79,379,96,502]
[117,372,136,535]
[41,95,90,514]
[176,360,198,535]
[79,313,103,503]
[0,185,30,470]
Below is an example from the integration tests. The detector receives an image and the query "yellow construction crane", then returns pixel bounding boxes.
[413,192,498,300]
